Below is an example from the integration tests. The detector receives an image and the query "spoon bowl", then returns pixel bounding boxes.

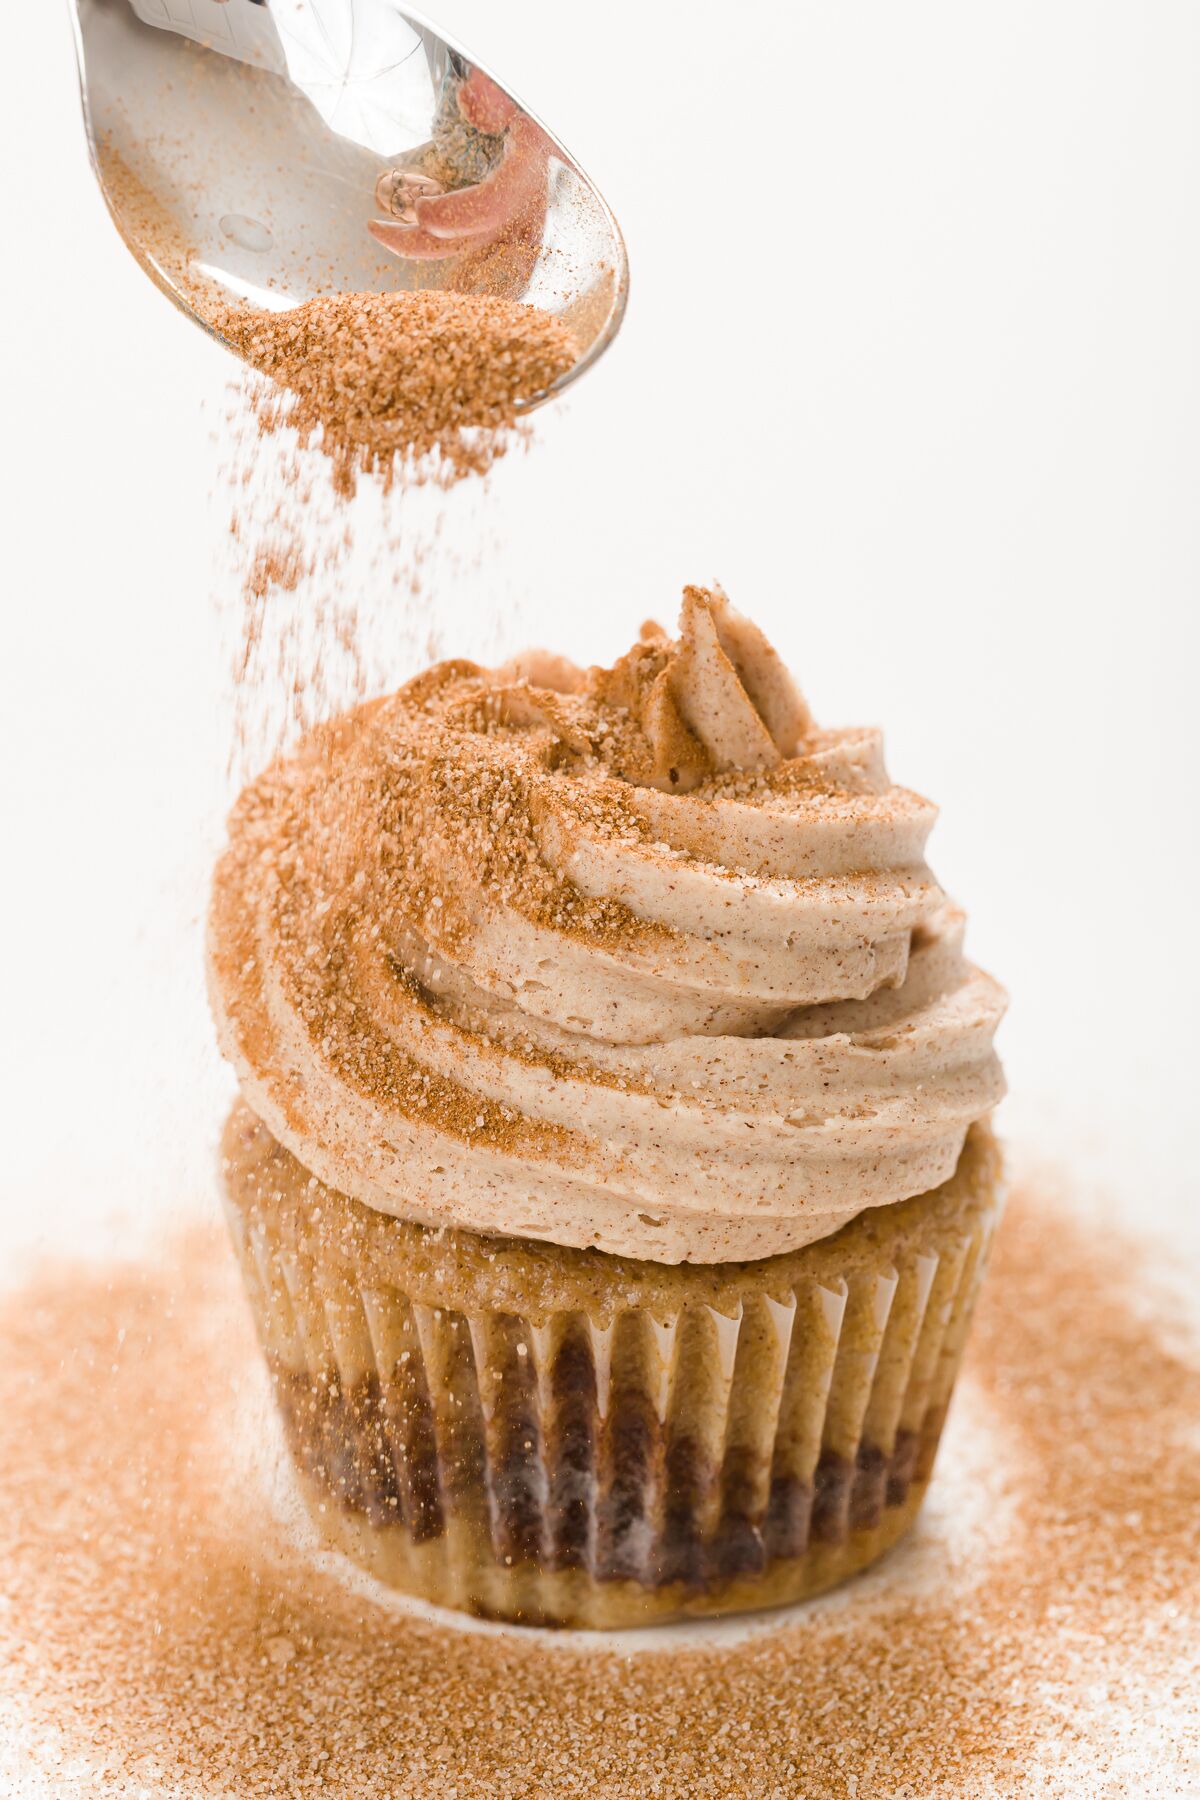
[68,0,628,405]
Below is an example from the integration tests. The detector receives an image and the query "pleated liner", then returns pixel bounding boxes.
[224,1122,1002,1628]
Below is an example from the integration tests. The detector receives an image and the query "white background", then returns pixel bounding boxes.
[2,0,1198,1268]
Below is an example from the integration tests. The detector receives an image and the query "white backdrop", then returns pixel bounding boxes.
[2,1,1198,1264]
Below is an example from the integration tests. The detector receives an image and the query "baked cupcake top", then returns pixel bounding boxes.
[208,588,1005,1263]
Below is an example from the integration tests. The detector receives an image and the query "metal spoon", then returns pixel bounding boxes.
[67,0,628,406]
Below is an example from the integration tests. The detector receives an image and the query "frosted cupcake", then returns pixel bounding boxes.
[209,589,1005,1626]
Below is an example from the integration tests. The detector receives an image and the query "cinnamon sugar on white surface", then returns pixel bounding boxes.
[1,1172,1196,1799]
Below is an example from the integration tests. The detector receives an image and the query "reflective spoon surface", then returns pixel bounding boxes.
[68,0,628,405]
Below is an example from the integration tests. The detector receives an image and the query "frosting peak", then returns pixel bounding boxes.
[208,591,1005,1263]
[584,586,811,793]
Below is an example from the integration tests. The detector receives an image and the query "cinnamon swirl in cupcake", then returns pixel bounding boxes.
[210,588,1006,1626]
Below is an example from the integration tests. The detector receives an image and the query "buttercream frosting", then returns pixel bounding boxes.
[208,587,1005,1262]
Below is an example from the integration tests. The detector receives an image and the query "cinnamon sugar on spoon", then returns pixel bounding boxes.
[220,288,578,496]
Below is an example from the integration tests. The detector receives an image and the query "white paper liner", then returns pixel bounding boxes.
[223,1120,1002,1627]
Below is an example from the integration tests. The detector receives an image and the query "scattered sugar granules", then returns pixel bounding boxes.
[0,1181,1196,1798]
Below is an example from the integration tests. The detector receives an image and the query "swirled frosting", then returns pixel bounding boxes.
[208,587,1005,1262]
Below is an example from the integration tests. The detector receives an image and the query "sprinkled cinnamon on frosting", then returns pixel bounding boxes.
[208,588,1006,1262]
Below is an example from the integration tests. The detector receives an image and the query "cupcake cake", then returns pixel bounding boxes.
[209,588,1006,1627]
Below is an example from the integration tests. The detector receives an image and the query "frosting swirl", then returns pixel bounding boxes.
[208,588,1005,1262]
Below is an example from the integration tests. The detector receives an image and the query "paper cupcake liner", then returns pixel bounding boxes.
[222,1110,1002,1628]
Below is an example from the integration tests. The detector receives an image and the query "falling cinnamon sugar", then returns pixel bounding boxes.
[2,1178,1196,1797]
[221,288,577,498]
[241,534,312,603]
[217,286,569,779]
[97,127,570,766]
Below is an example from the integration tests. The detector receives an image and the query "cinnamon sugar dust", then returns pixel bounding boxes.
[2,1179,1196,1797]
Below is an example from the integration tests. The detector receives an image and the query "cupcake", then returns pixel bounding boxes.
[209,588,1006,1627]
